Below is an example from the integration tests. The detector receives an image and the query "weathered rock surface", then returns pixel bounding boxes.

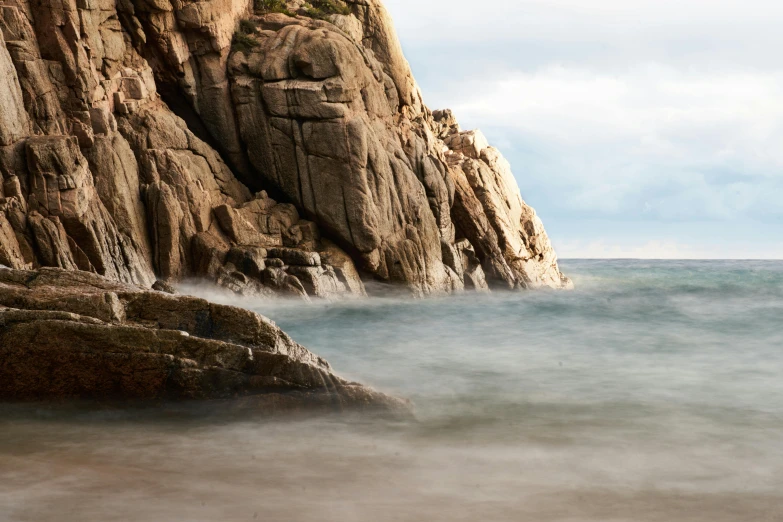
[0,266,407,413]
[0,0,367,301]
[0,0,569,297]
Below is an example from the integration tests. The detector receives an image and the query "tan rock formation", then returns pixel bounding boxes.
[0,266,407,413]
[132,0,571,293]
[0,0,569,297]
[436,111,574,289]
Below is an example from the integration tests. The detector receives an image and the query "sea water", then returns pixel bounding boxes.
[1,260,782,521]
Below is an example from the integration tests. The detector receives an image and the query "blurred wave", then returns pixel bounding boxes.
[2,260,782,521]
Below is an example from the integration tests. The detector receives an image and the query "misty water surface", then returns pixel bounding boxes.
[1,260,782,521]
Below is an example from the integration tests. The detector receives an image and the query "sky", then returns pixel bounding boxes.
[384,0,783,258]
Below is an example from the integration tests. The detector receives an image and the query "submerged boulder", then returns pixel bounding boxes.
[0,267,408,414]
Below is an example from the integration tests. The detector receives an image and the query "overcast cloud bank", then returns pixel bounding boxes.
[386,0,783,258]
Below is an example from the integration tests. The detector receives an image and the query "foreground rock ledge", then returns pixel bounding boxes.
[0,267,408,415]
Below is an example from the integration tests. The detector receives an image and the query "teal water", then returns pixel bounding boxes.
[1,260,782,521]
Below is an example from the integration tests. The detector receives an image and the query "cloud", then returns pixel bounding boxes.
[557,238,783,260]
[452,65,783,154]
[556,239,715,259]
[442,64,783,221]
[387,0,783,59]
[384,0,783,256]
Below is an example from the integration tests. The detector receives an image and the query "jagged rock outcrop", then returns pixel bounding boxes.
[132,0,571,293]
[0,0,366,300]
[0,266,408,412]
[0,0,569,297]
[434,111,571,289]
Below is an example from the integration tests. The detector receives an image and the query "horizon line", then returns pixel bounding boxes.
[559,257,783,261]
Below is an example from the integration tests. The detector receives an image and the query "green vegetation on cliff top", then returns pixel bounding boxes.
[253,0,351,19]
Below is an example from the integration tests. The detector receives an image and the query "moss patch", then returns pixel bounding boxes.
[231,31,259,53]
[254,0,294,15]
[302,0,351,19]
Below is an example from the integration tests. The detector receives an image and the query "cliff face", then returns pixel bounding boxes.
[0,0,571,297]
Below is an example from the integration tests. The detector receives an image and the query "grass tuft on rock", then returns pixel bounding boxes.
[239,19,259,34]
[254,0,294,15]
[232,31,259,53]
[302,0,351,19]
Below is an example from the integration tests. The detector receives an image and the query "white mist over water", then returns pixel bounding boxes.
[1,260,782,521]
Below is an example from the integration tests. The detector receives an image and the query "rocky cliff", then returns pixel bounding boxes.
[0,0,570,298]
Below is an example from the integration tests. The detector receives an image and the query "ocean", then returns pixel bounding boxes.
[1,260,782,521]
